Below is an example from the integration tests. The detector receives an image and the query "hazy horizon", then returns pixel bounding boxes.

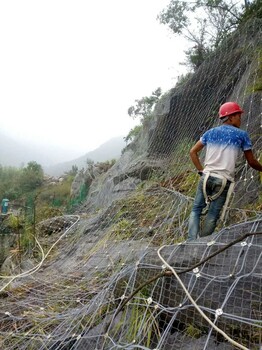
[0,130,125,169]
[0,0,187,159]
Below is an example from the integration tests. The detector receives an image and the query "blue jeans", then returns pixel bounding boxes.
[188,175,230,241]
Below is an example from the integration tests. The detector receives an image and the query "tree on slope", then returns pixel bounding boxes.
[127,88,162,121]
[158,0,255,69]
[19,161,44,192]
[125,88,162,143]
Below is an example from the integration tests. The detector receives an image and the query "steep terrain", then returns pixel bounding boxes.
[0,18,261,350]
[81,18,262,212]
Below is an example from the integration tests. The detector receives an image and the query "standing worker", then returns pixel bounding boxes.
[188,102,262,241]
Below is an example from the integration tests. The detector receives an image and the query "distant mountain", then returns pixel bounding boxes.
[0,131,82,167]
[0,132,126,175]
[0,132,50,167]
[44,137,126,176]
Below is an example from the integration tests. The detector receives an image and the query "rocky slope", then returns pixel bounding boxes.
[0,18,261,350]
[79,18,262,213]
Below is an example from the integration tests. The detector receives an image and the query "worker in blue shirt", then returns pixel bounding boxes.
[188,102,262,241]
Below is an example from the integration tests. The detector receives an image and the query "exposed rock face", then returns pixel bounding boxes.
[70,163,108,199]
[70,168,93,199]
[80,149,167,211]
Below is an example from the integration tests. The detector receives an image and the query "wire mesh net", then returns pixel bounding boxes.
[0,17,262,350]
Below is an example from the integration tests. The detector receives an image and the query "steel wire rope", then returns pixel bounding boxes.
[3,20,262,350]
[199,233,258,279]
[101,232,261,350]
[215,310,262,325]
[0,235,46,292]
[201,272,249,350]
[157,245,250,350]
[155,307,187,349]
[0,215,80,292]
[231,233,256,277]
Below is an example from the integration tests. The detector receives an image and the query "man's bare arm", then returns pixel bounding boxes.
[189,141,205,171]
[244,150,262,171]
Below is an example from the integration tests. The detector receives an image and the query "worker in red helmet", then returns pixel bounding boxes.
[188,101,262,241]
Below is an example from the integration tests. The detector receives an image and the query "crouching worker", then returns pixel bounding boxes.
[188,102,262,241]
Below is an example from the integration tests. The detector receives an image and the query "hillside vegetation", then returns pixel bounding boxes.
[0,2,262,350]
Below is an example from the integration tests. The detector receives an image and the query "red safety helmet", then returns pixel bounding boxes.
[219,102,244,118]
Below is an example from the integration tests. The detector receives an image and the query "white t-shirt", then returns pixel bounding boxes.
[200,124,252,181]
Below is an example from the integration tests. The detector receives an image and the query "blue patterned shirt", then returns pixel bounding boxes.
[200,125,252,181]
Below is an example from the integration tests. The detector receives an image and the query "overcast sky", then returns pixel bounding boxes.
[0,0,188,160]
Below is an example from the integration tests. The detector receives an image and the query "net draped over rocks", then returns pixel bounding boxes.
[0,18,262,350]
